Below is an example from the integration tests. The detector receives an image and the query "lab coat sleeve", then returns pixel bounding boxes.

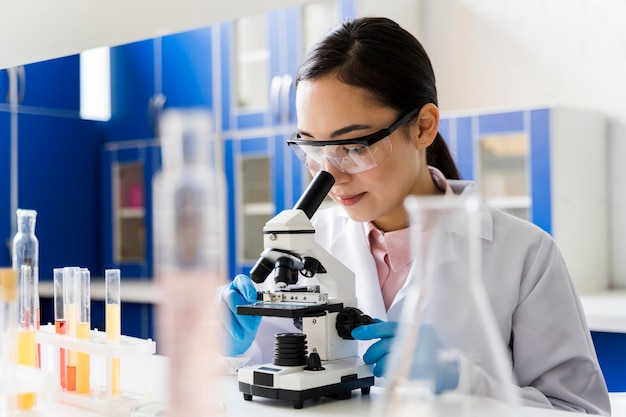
[510,233,610,415]
[458,233,610,415]
[217,342,262,375]
[218,313,301,374]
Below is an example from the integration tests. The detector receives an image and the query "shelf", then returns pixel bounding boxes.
[243,202,275,216]
[118,207,146,219]
[39,279,162,304]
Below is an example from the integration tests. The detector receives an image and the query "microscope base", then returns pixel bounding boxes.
[238,358,375,409]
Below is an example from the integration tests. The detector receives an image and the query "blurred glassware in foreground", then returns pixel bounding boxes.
[152,108,228,417]
[373,194,522,417]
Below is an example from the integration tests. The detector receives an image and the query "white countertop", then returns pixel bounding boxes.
[35,353,620,417]
[579,289,626,333]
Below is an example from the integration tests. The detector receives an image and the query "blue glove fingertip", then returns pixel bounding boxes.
[351,326,366,339]
[232,275,259,303]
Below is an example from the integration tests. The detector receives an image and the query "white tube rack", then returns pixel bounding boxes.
[36,323,157,416]
[0,364,54,416]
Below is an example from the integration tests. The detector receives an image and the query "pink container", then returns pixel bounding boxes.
[128,184,143,208]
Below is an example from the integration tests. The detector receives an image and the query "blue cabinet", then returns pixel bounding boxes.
[219,1,355,277]
[101,141,161,278]
[217,8,300,131]
[224,133,303,277]
[440,107,609,294]
[17,113,106,278]
[0,112,10,264]
[0,56,80,112]
[105,26,215,278]
[109,27,215,140]
[0,110,105,276]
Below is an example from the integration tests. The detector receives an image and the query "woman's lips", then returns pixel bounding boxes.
[334,193,365,207]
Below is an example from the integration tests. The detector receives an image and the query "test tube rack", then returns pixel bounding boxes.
[36,323,157,416]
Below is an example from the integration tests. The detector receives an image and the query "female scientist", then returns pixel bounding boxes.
[219,16,610,415]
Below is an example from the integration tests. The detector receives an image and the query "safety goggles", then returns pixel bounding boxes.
[287,107,421,174]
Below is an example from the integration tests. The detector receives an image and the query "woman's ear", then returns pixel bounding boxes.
[415,103,440,149]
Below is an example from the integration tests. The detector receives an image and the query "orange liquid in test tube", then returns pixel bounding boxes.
[56,319,68,388]
[54,267,68,389]
[66,303,77,391]
[64,267,79,392]
[76,322,90,394]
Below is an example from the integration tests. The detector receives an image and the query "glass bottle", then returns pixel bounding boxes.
[152,109,227,417]
[12,209,40,371]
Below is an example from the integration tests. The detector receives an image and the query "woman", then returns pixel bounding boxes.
[220,16,610,415]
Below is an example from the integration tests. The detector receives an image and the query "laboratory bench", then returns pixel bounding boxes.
[37,281,626,392]
[36,354,626,417]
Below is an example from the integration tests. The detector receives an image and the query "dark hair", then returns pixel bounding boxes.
[296,17,460,180]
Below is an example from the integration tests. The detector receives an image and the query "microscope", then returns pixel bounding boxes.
[236,171,375,409]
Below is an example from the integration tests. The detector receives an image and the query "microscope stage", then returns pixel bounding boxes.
[237,301,344,318]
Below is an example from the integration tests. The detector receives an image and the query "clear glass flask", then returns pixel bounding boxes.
[373,194,522,417]
[152,109,227,417]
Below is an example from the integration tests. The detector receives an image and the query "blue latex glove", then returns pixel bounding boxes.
[218,274,262,356]
[351,320,459,393]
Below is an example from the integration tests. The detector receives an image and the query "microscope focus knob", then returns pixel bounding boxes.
[304,351,325,371]
[336,307,374,340]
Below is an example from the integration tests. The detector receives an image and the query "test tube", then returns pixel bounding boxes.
[53,268,68,389]
[105,269,121,396]
[0,268,18,412]
[64,267,78,391]
[17,265,37,410]
[76,269,90,394]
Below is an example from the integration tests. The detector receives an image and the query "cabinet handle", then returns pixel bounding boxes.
[270,75,282,122]
[6,66,25,104]
[148,93,167,135]
[279,74,293,124]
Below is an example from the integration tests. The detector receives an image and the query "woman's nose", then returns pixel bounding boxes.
[321,157,350,183]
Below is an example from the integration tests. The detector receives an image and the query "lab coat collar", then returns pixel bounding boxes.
[323,180,493,321]
[450,180,494,242]
[326,217,389,321]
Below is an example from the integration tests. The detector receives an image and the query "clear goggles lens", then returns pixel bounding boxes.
[289,136,392,174]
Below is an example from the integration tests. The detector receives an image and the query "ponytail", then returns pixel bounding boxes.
[426,133,460,180]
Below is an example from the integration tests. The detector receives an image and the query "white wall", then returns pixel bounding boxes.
[0,0,315,70]
[417,0,626,289]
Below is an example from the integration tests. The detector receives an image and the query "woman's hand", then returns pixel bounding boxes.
[217,274,262,356]
[351,320,459,393]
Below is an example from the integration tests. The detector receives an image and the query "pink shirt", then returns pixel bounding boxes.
[365,166,453,311]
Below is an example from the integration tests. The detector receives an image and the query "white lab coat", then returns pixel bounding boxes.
[245,180,610,415]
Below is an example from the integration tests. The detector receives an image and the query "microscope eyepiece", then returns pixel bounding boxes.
[293,170,335,219]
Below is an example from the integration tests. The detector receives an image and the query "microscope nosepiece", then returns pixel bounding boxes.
[274,257,299,287]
